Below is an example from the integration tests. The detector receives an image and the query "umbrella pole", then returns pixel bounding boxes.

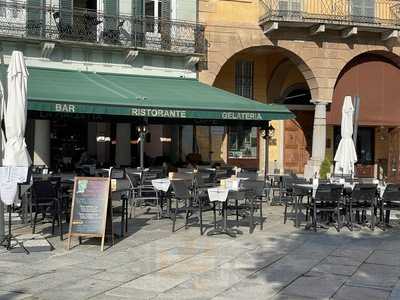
[0,203,4,241]
[0,205,29,254]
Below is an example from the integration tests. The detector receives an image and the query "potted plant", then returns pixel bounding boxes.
[319,154,333,180]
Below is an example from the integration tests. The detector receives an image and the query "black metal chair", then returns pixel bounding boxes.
[282,177,309,225]
[348,184,377,231]
[380,184,400,229]
[311,184,344,232]
[171,179,208,235]
[125,171,141,218]
[126,170,161,218]
[237,180,265,232]
[31,180,64,240]
[237,171,258,181]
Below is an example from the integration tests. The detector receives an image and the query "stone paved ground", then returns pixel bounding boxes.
[1,204,400,300]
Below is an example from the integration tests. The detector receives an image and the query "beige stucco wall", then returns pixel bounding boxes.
[211,48,309,170]
[199,0,400,102]
[199,0,400,172]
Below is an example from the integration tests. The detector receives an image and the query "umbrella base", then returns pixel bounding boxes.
[0,207,29,255]
[0,234,30,255]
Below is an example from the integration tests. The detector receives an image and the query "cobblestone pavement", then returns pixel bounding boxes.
[1,205,400,300]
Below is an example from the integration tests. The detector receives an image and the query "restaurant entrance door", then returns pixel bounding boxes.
[283,111,313,174]
[388,127,400,183]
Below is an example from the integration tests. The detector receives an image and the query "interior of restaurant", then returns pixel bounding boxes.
[25,113,232,173]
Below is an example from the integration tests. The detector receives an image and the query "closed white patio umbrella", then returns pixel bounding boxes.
[3,51,31,167]
[334,96,357,176]
[0,51,30,253]
[0,81,5,240]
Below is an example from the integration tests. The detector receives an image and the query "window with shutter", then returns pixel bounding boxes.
[351,0,375,22]
[364,0,375,18]
[278,0,300,18]
[60,0,73,26]
[278,0,289,17]
[235,61,253,99]
[161,0,171,20]
[134,0,144,16]
[104,0,119,30]
[26,0,43,36]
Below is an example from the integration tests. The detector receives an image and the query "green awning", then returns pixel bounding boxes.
[27,67,293,122]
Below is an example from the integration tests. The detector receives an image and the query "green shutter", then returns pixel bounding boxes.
[26,0,43,36]
[104,0,119,30]
[60,0,73,26]
[161,0,171,20]
[352,0,375,21]
[134,0,143,16]
[365,0,375,18]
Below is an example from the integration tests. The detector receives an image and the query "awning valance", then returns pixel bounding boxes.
[25,67,293,123]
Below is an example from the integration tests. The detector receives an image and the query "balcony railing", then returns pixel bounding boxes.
[0,1,206,55]
[260,0,400,28]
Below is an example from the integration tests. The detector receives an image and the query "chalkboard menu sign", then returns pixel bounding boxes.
[67,177,111,251]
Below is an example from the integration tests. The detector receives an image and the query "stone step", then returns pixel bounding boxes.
[9,233,52,253]
[4,212,22,225]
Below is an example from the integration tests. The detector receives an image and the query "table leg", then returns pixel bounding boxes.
[207,201,242,238]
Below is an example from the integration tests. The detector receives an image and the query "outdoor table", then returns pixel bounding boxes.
[206,179,245,237]
[151,178,172,218]
[111,187,130,237]
[151,178,193,219]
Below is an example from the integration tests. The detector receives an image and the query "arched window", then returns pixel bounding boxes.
[283,88,311,105]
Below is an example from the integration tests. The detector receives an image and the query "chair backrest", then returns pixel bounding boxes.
[110,168,125,179]
[237,171,258,181]
[351,184,377,204]
[171,180,190,199]
[141,170,161,185]
[126,171,140,188]
[382,184,400,203]
[282,176,304,190]
[32,180,58,203]
[239,180,265,198]
[314,184,343,203]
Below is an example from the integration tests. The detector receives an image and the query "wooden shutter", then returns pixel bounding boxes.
[134,0,144,16]
[278,0,289,17]
[26,0,43,36]
[290,0,301,13]
[364,0,375,19]
[60,0,73,26]
[104,0,119,30]
[351,0,364,17]
[161,0,171,20]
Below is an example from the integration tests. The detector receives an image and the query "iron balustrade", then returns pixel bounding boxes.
[0,1,206,55]
[259,0,400,28]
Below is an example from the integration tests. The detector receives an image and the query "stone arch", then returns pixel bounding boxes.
[329,50,400,127]
[268,58,312,104]
[335,50,400,87]
[205,43,320,101]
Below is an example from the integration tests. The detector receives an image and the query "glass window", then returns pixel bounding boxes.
[235,60,253,99]
[351,0,375,21]
[228,127,258,159]
[145,0,162,17]
[230,61,257,160]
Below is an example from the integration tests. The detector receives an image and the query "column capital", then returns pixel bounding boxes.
[310,99,330,105]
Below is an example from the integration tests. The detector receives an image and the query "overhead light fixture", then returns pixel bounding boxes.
[96,136,111,143]
[160,137,172,143]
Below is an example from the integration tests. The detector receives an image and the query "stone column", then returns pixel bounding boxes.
[304,100,328,179]
[33,120,51,167]
[115,123,131,167]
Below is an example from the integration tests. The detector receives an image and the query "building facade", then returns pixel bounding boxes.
[0,0,206,169]
[198,0,400,180]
